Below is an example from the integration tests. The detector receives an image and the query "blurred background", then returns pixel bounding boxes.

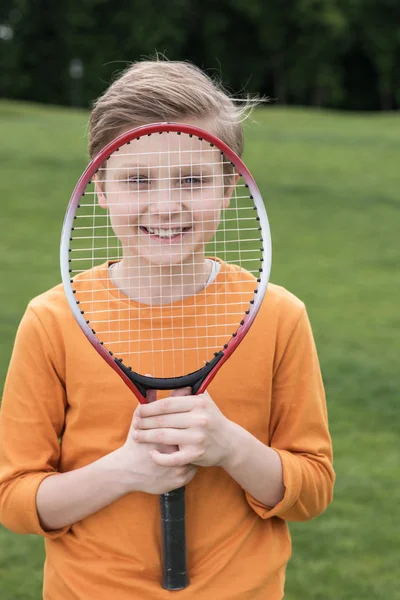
[0,1,399,599]
[1,0,400,110]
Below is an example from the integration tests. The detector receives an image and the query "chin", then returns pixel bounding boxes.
[140,249,199,269]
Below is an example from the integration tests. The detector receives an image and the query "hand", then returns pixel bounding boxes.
[144,386,189,457]
[132,390,234,468]
[117,389,197,495]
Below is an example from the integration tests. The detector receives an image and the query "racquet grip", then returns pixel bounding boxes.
[160,486,189,590]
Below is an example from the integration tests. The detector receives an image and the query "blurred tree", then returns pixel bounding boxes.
[0,2,21,98]
[180,0,268,96]
[288,0,350,107]
[1,0,399,111]
[0,0,14,20]
[230,0,297,104]
[3,0,66,103]
[350,0,400,110]
[61,0,193,106]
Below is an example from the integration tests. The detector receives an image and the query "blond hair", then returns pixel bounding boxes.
[89,59,258,159]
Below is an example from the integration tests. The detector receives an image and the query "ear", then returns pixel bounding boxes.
[93,174,108,209]
[223,172,240,209]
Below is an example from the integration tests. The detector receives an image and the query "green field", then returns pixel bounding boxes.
[0,100,399,599]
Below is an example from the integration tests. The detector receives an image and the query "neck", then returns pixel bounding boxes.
[110,257,213,305]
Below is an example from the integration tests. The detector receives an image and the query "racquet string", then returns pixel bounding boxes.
[69,131,264,379]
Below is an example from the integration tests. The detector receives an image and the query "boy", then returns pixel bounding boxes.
[0,60,334,599]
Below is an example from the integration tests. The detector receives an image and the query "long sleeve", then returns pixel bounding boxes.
[0,304,69,536]
[246,306,335,521]
[0,273,333,599]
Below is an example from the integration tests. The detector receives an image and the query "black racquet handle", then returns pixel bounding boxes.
[160,486,189,590]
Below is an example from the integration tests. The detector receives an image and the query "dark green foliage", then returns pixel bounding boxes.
[0,0,400,109]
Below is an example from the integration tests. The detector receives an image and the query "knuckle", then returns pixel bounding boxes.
[196,431,206,444]
[198,415,209,428]
[199,395,208,409]
[192,397,202,410]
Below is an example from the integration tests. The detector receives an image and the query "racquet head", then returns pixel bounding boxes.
[61,122,271,403]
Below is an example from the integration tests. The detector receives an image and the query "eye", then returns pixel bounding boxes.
[180,176,205,187]
[123,175,150,187]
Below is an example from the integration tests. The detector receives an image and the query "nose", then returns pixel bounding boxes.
[148,180,183,217]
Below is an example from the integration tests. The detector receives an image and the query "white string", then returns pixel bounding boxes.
[179,136,185,375]
[69,131,263,379]
[200,137,207,371]
[98,148,230,158]
[66,297,257,308]
[93,321,250,334]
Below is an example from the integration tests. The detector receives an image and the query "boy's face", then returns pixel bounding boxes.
[96,124,232,268]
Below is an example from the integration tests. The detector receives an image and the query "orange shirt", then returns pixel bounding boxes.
[0,262,334,600]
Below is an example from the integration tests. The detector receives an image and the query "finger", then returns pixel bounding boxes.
[137,395,196,418]
[150,448,196,467]
[134,428,202,446]
[134,412,197,430]
[156,443,179,455]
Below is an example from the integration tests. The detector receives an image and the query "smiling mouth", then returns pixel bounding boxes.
[140,226,192,239]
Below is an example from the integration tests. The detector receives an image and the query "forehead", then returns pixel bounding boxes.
[107,129,222,170]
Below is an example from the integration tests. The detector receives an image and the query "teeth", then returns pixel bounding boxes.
[146,227,185,238]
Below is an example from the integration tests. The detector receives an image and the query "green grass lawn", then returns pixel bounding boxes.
[0,100,399,599]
